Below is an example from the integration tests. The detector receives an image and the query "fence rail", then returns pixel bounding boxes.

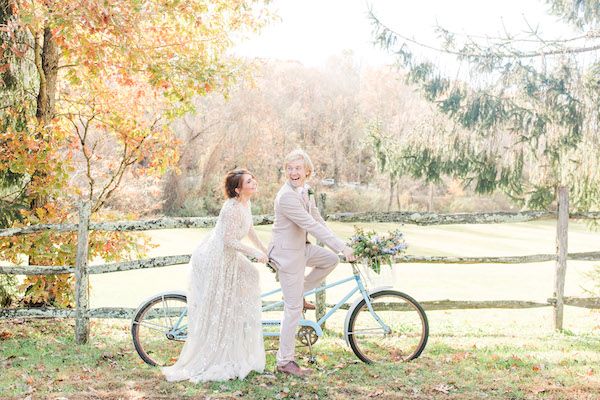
[327,210,600,225]
[3,210,600,238]
[0,215,275,237]
[1,189,600,342]
[3,296,599,320]
[5,251,600,276]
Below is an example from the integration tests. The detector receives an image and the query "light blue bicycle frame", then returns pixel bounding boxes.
[260,265,390,338]
[163,266,390,341]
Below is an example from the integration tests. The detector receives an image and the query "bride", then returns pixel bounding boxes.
[162,169,268,383]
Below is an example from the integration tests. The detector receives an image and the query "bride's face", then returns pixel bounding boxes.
[237,173,258,198]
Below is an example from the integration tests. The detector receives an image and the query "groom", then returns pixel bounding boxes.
[268,149,356,377]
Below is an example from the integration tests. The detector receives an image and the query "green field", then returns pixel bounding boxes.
[90,220,599,332]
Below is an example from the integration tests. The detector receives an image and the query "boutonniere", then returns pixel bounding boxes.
[307,188,315,203]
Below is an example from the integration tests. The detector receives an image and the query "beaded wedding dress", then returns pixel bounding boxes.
[162,199,266,382]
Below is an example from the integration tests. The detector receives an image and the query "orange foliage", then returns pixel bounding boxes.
[1,0,271,306]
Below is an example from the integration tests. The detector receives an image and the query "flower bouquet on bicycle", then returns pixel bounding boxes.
[348,226,408,274]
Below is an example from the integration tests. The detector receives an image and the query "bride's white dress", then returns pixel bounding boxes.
[162,198,266,383]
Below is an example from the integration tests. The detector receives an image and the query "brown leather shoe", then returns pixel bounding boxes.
[303,298,316,311]
[276,361,312,377]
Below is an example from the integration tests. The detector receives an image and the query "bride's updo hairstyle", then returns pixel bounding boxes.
[223,168,253,198]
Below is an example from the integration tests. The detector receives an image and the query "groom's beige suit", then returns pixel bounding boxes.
[268,181,346,366]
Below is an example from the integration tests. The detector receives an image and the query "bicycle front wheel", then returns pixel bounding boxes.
[347,290,428,363]
[131,293,188,367]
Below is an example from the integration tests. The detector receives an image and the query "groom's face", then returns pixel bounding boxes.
[286,159,307,188]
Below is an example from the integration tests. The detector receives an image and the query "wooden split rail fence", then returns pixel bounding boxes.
[1,187,600,344]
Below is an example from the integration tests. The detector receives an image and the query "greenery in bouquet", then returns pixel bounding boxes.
[348,226,408,274]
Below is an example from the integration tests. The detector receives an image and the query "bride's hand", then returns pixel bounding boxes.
[257,254,269,263]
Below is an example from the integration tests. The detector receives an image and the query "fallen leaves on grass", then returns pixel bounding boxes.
[531,386,548,394]
[444,352,470,363]
[389,349,405,362]
[532,364,544,372]
[22,373,34,385]
[275,386,291,399]
[0,330,12,340]
[324,361,350,375]
[433,383,455,394]
[367,388,384,397]
[452,352,470,362]
[1,353,16,366]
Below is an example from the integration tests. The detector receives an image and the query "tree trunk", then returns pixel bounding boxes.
[427,182,434,212]
[395,179,402,209]
[26,25,61,303]
[387,177,395,211]
[357,149,362,183]
[332,149,339,188]
[36,27,59,125]
[30,26,59,209]
[161,171,184,214]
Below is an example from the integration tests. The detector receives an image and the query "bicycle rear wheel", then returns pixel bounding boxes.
[347,290,428,363]
[131,293,188,367]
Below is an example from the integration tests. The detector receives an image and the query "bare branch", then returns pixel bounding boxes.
[371,9,600,60]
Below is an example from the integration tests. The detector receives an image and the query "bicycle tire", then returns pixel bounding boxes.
[131,293,188,367]
[347,290,428,364]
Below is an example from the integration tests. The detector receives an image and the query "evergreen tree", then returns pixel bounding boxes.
[369,0,600,210]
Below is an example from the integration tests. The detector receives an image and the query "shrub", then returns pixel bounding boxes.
[322,187,387,213]
[0,274,17,307]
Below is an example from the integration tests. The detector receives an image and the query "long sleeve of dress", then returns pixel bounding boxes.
[248,226,267,254]
[222,203,265,259]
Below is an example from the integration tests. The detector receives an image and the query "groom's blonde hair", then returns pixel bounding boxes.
[284,149,314,178]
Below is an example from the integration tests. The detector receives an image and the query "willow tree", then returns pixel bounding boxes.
[369,0,600,211]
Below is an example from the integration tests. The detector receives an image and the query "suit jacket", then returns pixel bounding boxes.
[268,181,345,271]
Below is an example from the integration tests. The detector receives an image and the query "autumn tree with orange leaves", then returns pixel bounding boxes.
[0,0,271,306]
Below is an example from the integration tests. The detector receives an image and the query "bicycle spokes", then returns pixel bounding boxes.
[347,290,428,363]
[132,294,188,367]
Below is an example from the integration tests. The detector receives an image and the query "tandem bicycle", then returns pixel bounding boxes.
[131,260,429,367]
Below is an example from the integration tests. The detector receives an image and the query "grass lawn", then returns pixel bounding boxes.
[1,317,599,399]
[2,220,600,398]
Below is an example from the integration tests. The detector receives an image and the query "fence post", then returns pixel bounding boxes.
[553,186,569,331]
[315,193,327,327]
[75,201,91,344]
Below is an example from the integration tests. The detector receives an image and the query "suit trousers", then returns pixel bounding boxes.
[276,244,339,366]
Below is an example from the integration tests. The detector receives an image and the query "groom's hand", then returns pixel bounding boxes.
[342,246,357,262]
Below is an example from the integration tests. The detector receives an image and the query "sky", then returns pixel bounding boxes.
[233,0,576,68]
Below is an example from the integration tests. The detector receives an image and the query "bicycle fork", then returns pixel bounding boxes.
[356,278,392,334]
